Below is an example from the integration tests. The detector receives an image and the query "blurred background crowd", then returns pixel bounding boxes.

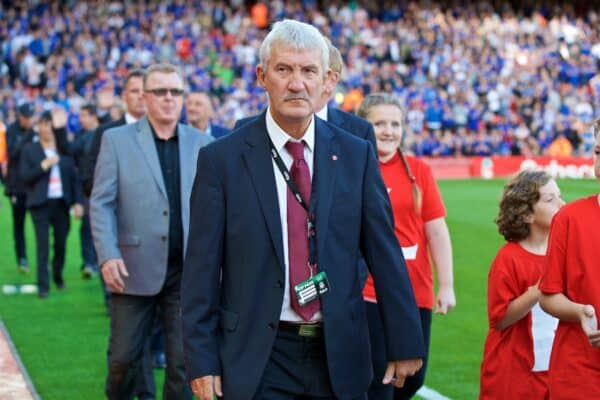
[1,0,599,157]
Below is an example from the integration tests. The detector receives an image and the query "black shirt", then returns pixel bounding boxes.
[151,123,183,269]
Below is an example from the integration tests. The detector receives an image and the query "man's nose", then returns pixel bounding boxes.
[287,71,305,91]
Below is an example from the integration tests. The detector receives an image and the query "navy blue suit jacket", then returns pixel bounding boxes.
[182,114,424,399]
[19,142,83,209]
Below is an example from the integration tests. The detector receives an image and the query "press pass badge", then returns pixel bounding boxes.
[294,271,330,306]
[294,278,319,306]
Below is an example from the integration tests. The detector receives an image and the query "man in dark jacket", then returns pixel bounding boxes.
[5,103,36,271]
[73,104,100,278]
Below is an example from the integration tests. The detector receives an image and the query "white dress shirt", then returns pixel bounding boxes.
[265,108,322,323]
[316,105,328,121]
[44,148,63,199]
[125,112,139,124]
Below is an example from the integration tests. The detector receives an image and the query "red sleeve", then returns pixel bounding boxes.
[487,247,520,328]
[539,212,568,294]
[416,160,446,223]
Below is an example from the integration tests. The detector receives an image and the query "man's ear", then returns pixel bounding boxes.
[256,65,266,88]
[323,68,335,94]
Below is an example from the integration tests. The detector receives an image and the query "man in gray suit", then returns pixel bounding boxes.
[91,63,213,399]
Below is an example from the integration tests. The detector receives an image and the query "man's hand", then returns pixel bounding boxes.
[72,203,84,218]
[41,155,60,171]
[191,375,222,400]
[580,304,600,348]
[382,358,423,388]
[100,259,129,293]
[97,89,116,111]
[435,285,456,315]
[51,107,68,129]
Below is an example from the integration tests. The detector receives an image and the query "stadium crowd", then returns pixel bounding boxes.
[0,0,599,159]
[1,2,600,399]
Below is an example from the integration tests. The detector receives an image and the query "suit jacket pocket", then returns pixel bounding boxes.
[118,234,141,247]
[219,308,239,332]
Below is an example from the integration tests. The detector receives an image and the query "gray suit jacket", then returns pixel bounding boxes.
[91,117,213,295]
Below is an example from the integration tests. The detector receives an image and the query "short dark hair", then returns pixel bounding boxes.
[496,170,552,242]
[123,68,145,90]
[39,110,52,123]
[80,103,97,117]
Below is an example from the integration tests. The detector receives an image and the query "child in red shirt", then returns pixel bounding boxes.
[358,93,456,400]
[480,170,564,399]
[539,120,600,399]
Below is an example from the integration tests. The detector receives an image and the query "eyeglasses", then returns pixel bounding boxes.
[145,88,185,97]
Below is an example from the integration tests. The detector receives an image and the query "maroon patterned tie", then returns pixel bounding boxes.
[285,141,320,321]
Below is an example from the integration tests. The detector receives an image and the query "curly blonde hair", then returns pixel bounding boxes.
[496,170,551,241]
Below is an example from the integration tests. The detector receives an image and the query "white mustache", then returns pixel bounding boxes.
[283,94,309,102]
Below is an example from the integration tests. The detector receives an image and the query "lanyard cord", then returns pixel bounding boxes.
[268,138,318,267]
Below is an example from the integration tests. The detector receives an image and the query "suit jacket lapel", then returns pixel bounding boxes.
[314,119,337,262]
[241,115,285,271]
[135,117,167,199]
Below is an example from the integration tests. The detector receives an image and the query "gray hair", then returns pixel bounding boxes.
[357,92,405,121]
[143,63,184,89]
[259,19,329,73]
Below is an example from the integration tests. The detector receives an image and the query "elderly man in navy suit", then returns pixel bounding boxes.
[182,20,424,400]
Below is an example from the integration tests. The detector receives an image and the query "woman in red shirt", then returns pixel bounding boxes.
[480,170,564,399]
[357,93,456,400]
[539,120,600,399]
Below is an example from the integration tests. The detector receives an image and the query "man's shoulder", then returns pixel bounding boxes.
[202,121,256,155]
[336,108,372,129]
[98,118,124,134]
[233,115,257,130]
[211,124,229,138]
[6,122,23,136]
[179,124,213,146]
[103,120,137,140]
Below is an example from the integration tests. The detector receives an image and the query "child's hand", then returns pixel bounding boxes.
[580,304,600,347]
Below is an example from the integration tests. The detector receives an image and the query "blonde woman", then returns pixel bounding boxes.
[357,93,456,399]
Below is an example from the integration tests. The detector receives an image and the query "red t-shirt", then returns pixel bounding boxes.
[480,242,554,399]
[539,195,600,399]
[362,153,446,309]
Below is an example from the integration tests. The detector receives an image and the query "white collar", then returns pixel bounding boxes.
[125,113,139,124]
[316,104,328,121]
[265,108,315,153]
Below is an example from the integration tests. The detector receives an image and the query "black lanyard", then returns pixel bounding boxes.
[267,138,318,268]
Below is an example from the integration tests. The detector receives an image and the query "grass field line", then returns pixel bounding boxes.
[417,385,451,400]
[0,319,39,399]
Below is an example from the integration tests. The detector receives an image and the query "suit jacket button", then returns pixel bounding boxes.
[268,323,275,330]
[161,236,167,241]
[277,280,283,288]
[163,210,168,216]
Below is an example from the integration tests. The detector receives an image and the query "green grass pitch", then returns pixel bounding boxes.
[0,178,597,399]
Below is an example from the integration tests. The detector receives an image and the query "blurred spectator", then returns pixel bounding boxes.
[5,103,36,272]
[0,1,598,156]
[547,132,574,157]
[184,91,227,138]
[75,104,99,278]
[19,110,83,298]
